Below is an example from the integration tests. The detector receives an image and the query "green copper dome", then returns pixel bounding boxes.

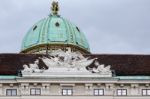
[21,15,90,53]
[21,1,90,54]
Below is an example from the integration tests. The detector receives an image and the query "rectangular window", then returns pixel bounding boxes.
[142,89,150,96]
[30,88,41,95]
[6,89,17,96]
[94,89,104,96]
[117,89,127,96]
[62,89,73,96]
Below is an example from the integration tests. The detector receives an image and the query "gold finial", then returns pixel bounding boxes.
[51,1,59,15]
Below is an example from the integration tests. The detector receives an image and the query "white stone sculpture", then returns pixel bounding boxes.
[29,59,39,70]
[22,59,44,74]
[22,64,32,73]
[41,48,95,70]
[21,48,112,77]
[93,61,112,75]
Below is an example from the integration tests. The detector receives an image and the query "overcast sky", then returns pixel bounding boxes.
[0,0,150,54]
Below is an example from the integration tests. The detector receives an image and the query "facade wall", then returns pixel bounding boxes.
[0,80,149,99]
[0,96,150,99]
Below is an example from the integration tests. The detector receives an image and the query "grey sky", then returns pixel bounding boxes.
[0,0,150,54]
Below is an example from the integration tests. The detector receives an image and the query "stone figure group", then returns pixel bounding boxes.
[22,49,112,76]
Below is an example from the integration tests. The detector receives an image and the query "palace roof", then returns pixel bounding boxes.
[0,54,149,76]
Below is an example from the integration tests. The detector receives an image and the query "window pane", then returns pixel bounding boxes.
[62,89,73,95]
[99,90,103,95]
[117,90,121,93]
[68,90,72,95]
[31,88,41,95]
[94,89,99,95]
[12,90,17,96]
[6,89,17,96]
[147,90,150,95]
[36,89,41,95]
[117,90,122,95]
[94,89,104,96]
[31,89,35,95]
[122,90,126,95]
[62,90,67,95]
[142,90,147,95]
[94,90,98,93]
[6,90,11,96]
[117,89,127,96]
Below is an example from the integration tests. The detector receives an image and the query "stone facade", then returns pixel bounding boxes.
[0,77,149,99]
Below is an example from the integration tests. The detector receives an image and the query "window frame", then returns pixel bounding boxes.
[30,88,41,96]
[94,89,104,96]
[117,89,127,96]
[6,89,17,96]
[62,89,73,96]
[142,89,150,96]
